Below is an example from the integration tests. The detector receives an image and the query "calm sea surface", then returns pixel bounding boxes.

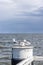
[0,33,43,65]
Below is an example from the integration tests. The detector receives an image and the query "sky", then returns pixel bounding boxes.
[0,0,43,33]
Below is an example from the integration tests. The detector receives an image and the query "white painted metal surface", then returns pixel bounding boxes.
[34,56,43,61]
[12,48,33,59]
[17,57,33,65]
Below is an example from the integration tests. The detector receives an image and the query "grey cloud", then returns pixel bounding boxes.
[21,7,43,16]
[31,7,43,16]
[0,0,43,22]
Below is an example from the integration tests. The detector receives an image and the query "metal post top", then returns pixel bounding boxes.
[12,39,33,49]
[12,45,33,49]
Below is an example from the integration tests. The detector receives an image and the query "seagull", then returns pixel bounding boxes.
[23,39,31,45]
[13,38,16,42]
[23,39,27,43]
[20,42,25,46]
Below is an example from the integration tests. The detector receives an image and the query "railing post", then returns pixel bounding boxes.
[12,48,13,59]
[12,48,13,65]
[31,61,34,65]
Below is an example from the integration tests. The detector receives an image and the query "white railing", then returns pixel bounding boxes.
[17,57,33,65]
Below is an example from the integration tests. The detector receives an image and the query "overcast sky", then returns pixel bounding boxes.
[0,0,43,33]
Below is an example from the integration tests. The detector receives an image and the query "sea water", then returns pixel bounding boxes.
[0,33,43,65]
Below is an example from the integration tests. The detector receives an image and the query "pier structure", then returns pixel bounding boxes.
[12,46,33,65]
[12,39,33,65]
